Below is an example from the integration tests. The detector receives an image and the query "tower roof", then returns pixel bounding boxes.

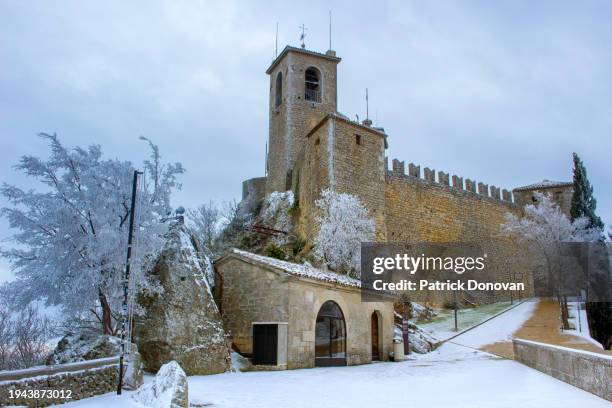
[513,180,573,192]
[266,45,341,74]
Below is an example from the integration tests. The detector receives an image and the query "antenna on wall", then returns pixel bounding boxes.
[275,22,279,58]
[329,10,332,50]
[366,88,369,120]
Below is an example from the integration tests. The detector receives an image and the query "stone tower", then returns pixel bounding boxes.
[265,46,341,193]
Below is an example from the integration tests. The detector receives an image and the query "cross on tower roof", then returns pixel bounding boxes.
[299,24,308,49]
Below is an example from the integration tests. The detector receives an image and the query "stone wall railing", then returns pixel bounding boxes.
[513,338,612,401]
[0,356,124,407]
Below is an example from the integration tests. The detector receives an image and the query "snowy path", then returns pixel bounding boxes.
[61,300,610,407]
[448,299,538,350]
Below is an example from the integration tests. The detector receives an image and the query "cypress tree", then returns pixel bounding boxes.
[570,153,603,230]
[570,153,610,350]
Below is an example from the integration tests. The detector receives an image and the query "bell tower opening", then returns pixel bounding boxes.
[305,67,321,103]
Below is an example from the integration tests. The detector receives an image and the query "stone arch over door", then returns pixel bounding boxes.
[315,300,347,367]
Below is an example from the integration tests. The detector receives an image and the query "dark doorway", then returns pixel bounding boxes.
[253,324,278,365]
[315,301,347,367]
[371,312,380,361]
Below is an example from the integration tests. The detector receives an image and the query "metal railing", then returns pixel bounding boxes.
[305,89,321,103]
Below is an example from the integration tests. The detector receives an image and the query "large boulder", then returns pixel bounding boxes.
[133,223,230,375]
[131,360,188,408]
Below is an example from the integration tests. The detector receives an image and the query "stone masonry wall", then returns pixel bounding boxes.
[215,255,394,369]
[0,359,121,407]
[294,115,387,242]
[384,164,535,305]
[513,338,612,401]
[513,185,574,217]
[215,257,291,355]
[285,280,394,368]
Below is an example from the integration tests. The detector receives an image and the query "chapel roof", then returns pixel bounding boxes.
[216,248,361,289]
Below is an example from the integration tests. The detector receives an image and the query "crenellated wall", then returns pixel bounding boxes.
[384,157,518,242]
[383,158,534,305]
[386,158,515,204]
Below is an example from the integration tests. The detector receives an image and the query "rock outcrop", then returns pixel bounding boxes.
[46,329,143,390]
[47,330,128,364]
[133,222,230,375]
[131,360,188,408]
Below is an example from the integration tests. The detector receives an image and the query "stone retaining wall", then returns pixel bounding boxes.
[513,338,612,401]
[0,357,123,407]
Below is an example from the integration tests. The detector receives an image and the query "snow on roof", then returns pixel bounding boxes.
[226,249,361,289]
[513,180,573,192]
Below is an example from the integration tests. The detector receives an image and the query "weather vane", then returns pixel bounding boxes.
[299,24,308,49]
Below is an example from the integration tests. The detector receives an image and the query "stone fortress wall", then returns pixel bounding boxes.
[381,158,535,305]
[247,45,573,306]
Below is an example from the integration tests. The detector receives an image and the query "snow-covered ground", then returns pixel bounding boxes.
[565,301,604,349]
[419,300,523,342]
[59,299,609,408]
[449,300,538,349]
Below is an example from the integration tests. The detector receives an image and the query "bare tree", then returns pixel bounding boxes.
[0,305,12,370]
[0,303,53,371]
[13,305,53,369]
[187,201,220,251]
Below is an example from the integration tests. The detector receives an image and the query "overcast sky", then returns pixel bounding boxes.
[1,0,611,283]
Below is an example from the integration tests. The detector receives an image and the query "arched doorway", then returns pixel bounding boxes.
[371,312,380,361]
[315,301,346,367]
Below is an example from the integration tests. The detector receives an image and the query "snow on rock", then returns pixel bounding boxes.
[131,361,188,408]
[410,302,437,322]
[230,351,253,372]
[260,191,294,244]
[133,223,230,375]
[394,323,439,354]
[46,330,127,365]
[123,351,145,390]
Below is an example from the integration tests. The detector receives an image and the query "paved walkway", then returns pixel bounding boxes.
[480,299,611,359]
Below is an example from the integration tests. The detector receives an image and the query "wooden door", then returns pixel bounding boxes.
[371,313,380,361]
[253,324,278,365]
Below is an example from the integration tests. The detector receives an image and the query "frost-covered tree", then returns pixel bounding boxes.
[0,133,184,334]
[502,192,599,329]
[314,189,375,277]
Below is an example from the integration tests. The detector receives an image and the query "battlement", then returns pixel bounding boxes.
[385,157,515,205]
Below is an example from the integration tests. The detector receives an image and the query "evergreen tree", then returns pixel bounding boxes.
[570,153,603,230]
[569,153,610,350]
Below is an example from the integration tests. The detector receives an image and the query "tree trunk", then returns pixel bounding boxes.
[557,294,570,330]
[98,290,113,335]
[562,296,570,328]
